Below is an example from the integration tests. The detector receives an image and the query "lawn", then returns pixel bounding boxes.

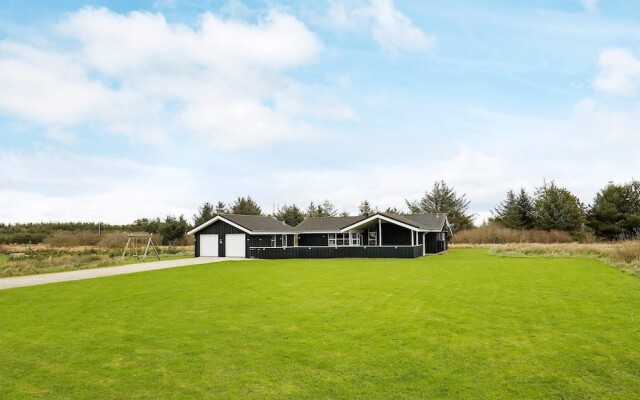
[0,248,639,399]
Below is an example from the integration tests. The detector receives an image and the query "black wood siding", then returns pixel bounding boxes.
[380,222,412,246]
[195,220,248,257]
[250,245,423,259]
[425,229,448,254]
[298,233,329,246]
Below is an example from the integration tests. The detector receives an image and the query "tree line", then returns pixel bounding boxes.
[2,179,638,245]
[490,179,640,240]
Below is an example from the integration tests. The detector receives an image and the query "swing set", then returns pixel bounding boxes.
[121,233,160,260]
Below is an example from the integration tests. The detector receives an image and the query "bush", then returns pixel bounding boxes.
[453,223,573,244]
[43,231,101,247]
[609,240,640,265]
[97,232,131,249]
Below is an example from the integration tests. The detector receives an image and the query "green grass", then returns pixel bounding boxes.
[0,254,7,266]
[1,248,639,399]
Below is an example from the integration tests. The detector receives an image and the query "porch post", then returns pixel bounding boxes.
[378,219,382,246]
[411,230,415,246]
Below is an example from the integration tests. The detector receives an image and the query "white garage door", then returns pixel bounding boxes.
[225,234,246,258]
[199,234,218,257]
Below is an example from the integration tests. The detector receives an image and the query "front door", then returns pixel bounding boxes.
[368,231,377,246]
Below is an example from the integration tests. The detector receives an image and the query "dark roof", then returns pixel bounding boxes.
[296,213,448,232]
[295,216,366,232]
[220,214,297,233]
[188,214,297,234]
[382,212,448,231]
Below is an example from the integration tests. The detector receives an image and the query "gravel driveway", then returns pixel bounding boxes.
[0,257,246,290]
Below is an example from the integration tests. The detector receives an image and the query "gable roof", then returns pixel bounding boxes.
[295,216,366,232]
[296,213,448,233]
[188,214,297,235]
[379,212,449,231]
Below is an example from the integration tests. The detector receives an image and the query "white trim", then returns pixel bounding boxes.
[341,213,420,233]
[298,231,342,234]
[188,215,295,235]
[188,215,250,235]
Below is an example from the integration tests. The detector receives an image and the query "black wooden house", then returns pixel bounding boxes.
[189,212,450,259]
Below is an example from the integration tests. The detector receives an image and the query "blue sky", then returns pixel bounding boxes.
[1,0,639,223]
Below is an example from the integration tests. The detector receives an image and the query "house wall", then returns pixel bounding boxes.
[195,220,248,258]
[424,229,448,254]
[298,233,329,246]
[380,222,412,246]
[250,245,423,259]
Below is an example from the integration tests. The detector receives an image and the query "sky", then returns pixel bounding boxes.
[1,0,639,224]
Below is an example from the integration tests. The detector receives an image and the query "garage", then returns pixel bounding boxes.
[188,214,297,258]
[225,234,246,257]
[199,234,218,257]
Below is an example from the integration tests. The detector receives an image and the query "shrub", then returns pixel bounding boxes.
[43,231,101,247]
[452,223,573,244]
[609,240,640,265]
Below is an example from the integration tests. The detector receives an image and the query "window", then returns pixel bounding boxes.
[438,232,446,241]
[329,233,359,246]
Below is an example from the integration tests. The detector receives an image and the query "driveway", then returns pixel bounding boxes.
[0,257,245,291]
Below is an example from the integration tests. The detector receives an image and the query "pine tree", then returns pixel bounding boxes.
[306,200,338,217]
[215,201,228,214]
[406,180,475,232]
[588,180,640,239]
[230,196,262,215]
[274,204,305,227]
[491,188,534,229]
[515,188,535,229]
[491,190,520,228]
[358,200,377,216]
[192,202,215,227]
[384,207,402,214]
[532,181,585,231]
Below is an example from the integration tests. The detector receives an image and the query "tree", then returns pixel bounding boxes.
[588,180,640,240]
[491,189,519,228]
[274,204,305,227]
[339,211,350,217]
[159,215,189,245]
[192,202,215,227]
[306,200,338,217]
[406,180,475,232]
[230,196,262,215]
[532,180,585,231]
[215,201,228,214]
[491,188,534,229]
[384,207,402,215]
[358,200,377,216]
[132,217,162,234]
[515,188,535,229]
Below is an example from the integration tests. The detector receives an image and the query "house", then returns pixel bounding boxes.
[187,214,297,257]
[189,212,450,259]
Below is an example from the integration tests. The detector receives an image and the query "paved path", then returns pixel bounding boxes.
[0,257,244,291]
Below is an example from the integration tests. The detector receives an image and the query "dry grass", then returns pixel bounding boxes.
[487,240,640,277]
[453,223,574,244]
[0,243,193,277]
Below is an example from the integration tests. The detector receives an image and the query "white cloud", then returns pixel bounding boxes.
[0,151,196,223]
[579,0,598,13]
[0,7,354,149]
[572,97,640,144]
[329,0,435,52]
[593,48,640,96]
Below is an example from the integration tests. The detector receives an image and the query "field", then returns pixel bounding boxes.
[0,244,193,277]
[1,248,639,399]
